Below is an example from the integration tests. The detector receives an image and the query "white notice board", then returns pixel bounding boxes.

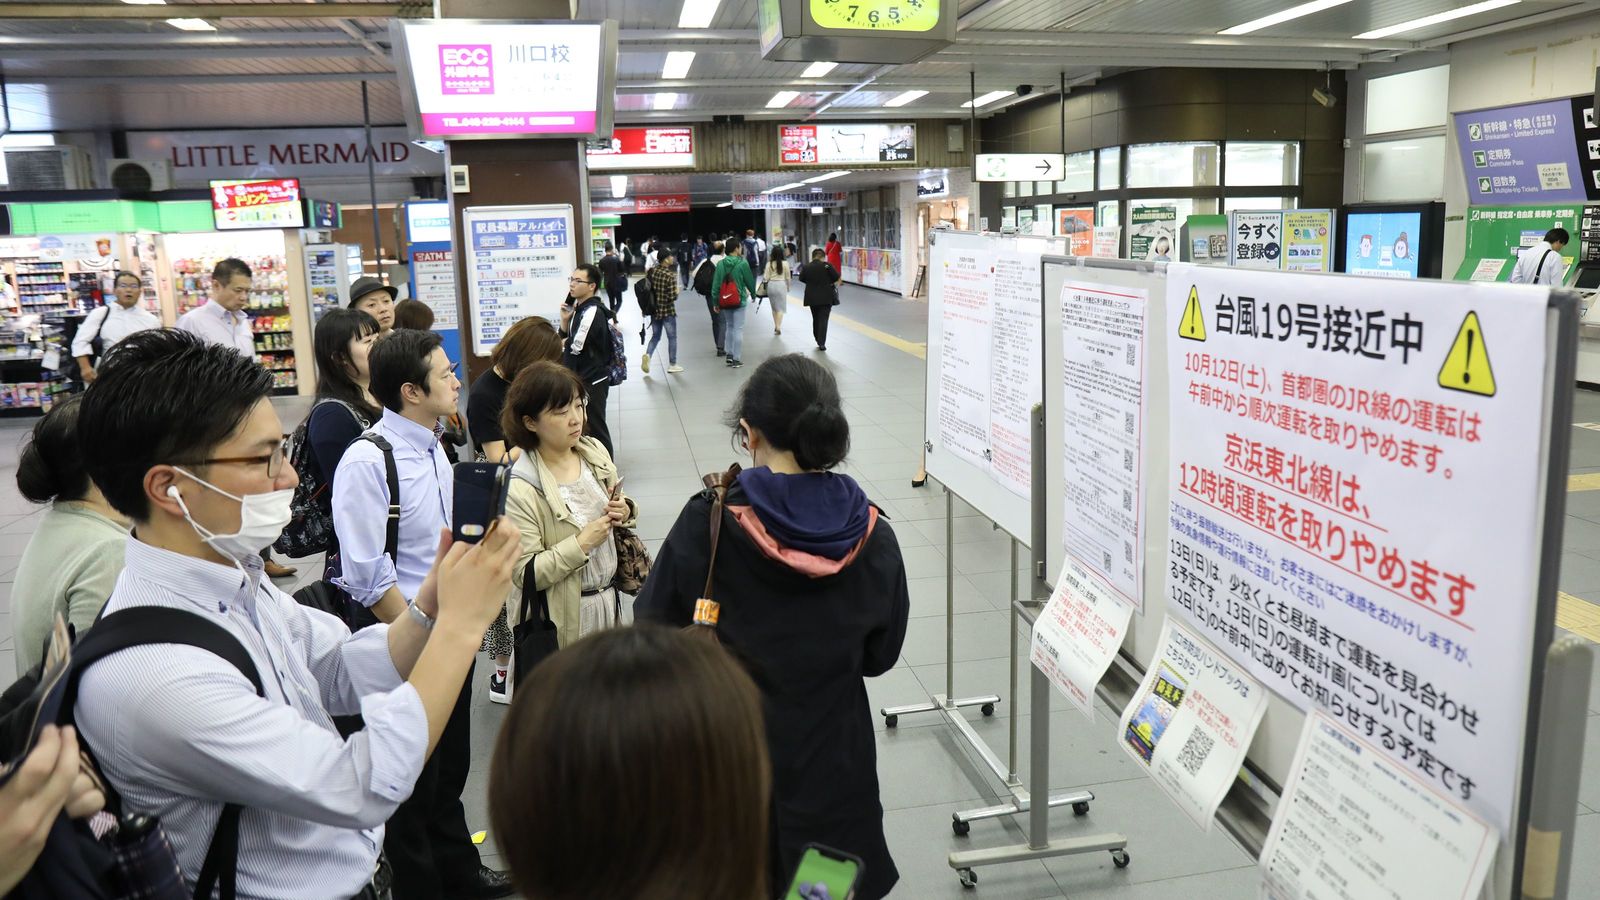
[923,229,1064,543]
[1039,255,1571,899]
[461,203,577,356]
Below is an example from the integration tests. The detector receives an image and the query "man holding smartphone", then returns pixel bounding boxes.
[558,263,615,456]
[332,329,513,900]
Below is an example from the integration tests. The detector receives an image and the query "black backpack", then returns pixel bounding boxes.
[633,274,655,316]
[300,433,399,625]
[693,259,716,297]
[0,608,264,899]
[274,400,369,559]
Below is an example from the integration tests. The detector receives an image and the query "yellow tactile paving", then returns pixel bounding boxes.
[830,313,927,359]
[1557,591,1600,645]
[1568,473,1600,492]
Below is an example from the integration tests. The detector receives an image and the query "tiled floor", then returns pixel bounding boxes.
[3,283,1598,897]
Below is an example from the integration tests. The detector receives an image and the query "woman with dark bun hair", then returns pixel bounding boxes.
[11,395,130,675]
[636,353,910,900]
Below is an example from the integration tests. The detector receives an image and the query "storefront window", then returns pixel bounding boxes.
[1225,142,1300,187]
[1098,148,1121,190]
[1002,181,1018,198]
[1055,152,1094,193]
[1365,66,1449,135]
[1224,197,1296,213]
[1362,136,1446,202]
[1002,206,1017,228]
[1097,199,1120,228]
[1126,142,1220,188]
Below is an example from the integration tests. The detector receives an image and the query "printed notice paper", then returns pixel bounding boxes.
[935,249,994,471]
[1060,279,1147,610]
[1031,557,1135,717]
[1163,264,1548,835]
[1118,619,1267,830]
[989,251,1044,499]
[1260,711,1496,900]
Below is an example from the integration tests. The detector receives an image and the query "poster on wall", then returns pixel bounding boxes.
[1344,211,1421,279]
[1454,98,1588,203]
[1092,226,1122,258]
[1163,263,1550,836]
[1453,204,1584,283]
[410,250,460,329]
[1571,97,1600,200]
[1182,215,1228,264]
[1283,209,1334,273]
[1055,207,1094,256]
[462,204,576,355]
[1129,206,1176,261]
[585,126,694,170]
[779,123,915,165]
[934,248,995,470]
[1228,210,1283,269]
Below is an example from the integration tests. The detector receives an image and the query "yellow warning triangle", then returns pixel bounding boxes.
[1437,310,1495,397]
[1177,285,1206,342]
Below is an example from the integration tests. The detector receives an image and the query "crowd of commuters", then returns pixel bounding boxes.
[4,241,903,900]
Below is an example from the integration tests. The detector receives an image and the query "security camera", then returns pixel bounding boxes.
[1016,84,1033,97]
[1312,87,1338,108]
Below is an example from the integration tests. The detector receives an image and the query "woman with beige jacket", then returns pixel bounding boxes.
[501,361,638,651]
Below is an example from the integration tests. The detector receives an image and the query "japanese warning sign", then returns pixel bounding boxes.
[1163,263,1548,836]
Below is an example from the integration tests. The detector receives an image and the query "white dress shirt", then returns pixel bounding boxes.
[70,302,161,361]
[331,409,452,606]
[75,538,427,899]
[175,300,256,359]
[1509,240,1569,286]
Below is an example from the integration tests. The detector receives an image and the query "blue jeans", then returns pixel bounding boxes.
[724,305,746,361]
[646,315,678,364]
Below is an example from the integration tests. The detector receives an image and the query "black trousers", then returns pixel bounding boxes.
[704,293,726,351]
[810,304,833,348]
[606,282,624,312]
[385,661,481,899]
[587,379,614,457]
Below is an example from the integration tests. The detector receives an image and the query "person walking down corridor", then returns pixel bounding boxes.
[798,248,842,352]
[713,242,758,370]
[643,252,684,375]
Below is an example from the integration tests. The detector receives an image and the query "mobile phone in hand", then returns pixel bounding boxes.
[452,462,509,544]
[609,476,625,501]
[784,844,862,900]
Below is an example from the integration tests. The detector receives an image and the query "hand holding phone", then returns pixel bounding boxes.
[452,462,509,544]
[785,844,861,900]
[605,477,628,523]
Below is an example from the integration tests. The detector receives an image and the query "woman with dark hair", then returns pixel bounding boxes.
[501,361,636,654]
[11,395,130,675]
[824,231,844,273]
[393,298,435,331]
[466,315,563,702]
[763,244,792,336]
[636,354,909,900]
[306,308,383,495]
[489,625,771,900]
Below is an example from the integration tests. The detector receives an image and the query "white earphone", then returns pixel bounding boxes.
[166,485,180,499]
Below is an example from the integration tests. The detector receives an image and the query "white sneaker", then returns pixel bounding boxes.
[641,352,651,373]
[667,364,684,374]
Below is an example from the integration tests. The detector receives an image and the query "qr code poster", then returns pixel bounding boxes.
[1117,618,1267,830]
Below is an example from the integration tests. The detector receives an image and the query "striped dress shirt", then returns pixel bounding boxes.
[75,538,428,899]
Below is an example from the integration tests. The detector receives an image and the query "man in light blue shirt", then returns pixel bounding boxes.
[175,257,257,360]
[71,328,520,900]
[331,329,512,900]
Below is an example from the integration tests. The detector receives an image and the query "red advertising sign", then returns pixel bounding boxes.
[210,178,305,230]
[586,127,695,170]
[779,125,818,165]
[634,194,690,214]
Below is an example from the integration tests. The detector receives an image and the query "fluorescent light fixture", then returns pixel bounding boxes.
[801,61,838,78]
[662,51,695,80]
[884,90,928,108]
[678,0,722,28]
[654,92,680,111]
[717,201,733,207]
[766,91,801,108]
[801,170,851,183]
[1218,0,1354,35]
[961,90,1014,108]
[762,182,806,194]
[166,17,215,30]
[610,176,627,198]
[1353,0,1518,38]
[121,0,167,4]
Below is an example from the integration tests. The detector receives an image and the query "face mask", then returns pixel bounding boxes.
[171,468,294,565]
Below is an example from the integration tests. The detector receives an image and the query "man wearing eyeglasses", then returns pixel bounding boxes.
[70,329,521,899]
[71,270,159,383]
[558,263,615,456]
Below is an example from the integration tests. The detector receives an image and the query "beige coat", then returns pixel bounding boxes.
[505,436,637,647]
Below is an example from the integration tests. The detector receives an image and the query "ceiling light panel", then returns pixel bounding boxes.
[166,17,216,30]
[962,91,1014,108]
[1353,0,1519,39]
[801,61,838,78]
[1218,0,1354,35]
[662,51,695,80]
[767,91,801,108]
[678,0,722,29]
[884,90,928,108]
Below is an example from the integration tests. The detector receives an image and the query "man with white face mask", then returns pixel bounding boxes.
[71,329,521,900]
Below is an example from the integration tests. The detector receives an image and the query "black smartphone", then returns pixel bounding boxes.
[452,461,509,544]
[784,844,862,900]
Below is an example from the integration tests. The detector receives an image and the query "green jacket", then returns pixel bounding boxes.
[711,254,757,308]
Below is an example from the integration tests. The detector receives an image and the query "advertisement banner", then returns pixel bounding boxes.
[462,204,576,355]
[1182,215,1229,264]
[584,127,694,170]
[778,123,915,165]
[1344,211,1421,279]
[398,20,612,138]
[733,191,848,210]
[1117,619,1267,829]
[1164,263,1549,835]
[210,178,304,230]
[1054,207,1094,256]
[1452,204,1584,283]
[1571,96,1600,200]
[1092,226,1122,259]
[127,127,438,186]
[633,194,690,214]
[1283,209,1334,273]
[1130,205,1176,261]
[410,250,460,330]
[1229,210,1284,269]
[1454,99,1587,203]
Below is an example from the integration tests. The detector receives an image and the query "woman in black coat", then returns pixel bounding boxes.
[797,248,842,351]
[635,354,909,900]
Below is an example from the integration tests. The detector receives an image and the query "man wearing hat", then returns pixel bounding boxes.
[350,276,397,334]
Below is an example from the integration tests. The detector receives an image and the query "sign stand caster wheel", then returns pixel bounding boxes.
[1073,801,1090,816]
[884,715,899,729]
[952,818,970,837]
[980,703,995,717]
[958,868,978,889]
[1111,849,1131,869]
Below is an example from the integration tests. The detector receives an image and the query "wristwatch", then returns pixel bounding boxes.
[406,601,436,630]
